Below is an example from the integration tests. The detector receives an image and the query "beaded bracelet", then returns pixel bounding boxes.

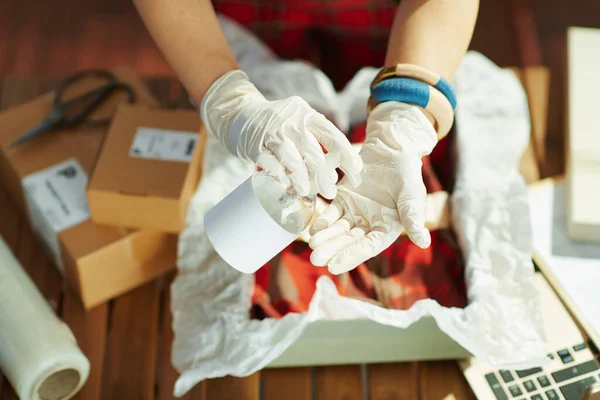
[369,78,454,140]
[371,63,457,111]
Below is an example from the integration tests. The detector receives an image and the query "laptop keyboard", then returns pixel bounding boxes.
[484,343,599,400]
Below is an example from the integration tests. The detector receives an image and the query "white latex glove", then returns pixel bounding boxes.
[308,102,436,274]
[200,70,363,199]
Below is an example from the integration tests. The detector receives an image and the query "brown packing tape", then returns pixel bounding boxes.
[0,67,176,309]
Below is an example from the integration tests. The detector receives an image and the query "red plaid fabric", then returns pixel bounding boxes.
[214,0,399,89]
[213,0,468,317]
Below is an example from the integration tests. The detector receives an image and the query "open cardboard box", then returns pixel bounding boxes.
[263,65,549,367]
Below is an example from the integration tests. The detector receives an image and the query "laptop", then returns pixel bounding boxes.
[459,272,600,400]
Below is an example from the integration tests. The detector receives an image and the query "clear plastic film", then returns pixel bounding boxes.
[0,237,89,400]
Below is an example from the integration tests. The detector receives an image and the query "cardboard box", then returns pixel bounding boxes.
[87,105,205,233]
[0,67,178,309]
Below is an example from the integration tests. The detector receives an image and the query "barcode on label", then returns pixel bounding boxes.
[129,127,198,163]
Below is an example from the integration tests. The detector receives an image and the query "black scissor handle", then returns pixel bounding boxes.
[54,69,116,105]
[54,69,135,126]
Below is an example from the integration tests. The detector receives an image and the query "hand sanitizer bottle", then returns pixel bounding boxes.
[204,171,316,273]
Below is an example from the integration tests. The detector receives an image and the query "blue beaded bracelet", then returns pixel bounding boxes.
[370,63,457,110]
[369,77,454,139]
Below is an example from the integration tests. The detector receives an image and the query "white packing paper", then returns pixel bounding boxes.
[529,180,600,349]
[171,51,548,397]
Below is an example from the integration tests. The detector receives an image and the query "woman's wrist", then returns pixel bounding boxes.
[187,58,239,106]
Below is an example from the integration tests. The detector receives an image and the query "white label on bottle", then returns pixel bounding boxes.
[129,127,198,163]
[21,158,90,273]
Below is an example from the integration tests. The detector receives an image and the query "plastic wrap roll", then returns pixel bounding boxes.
[0,236,89,400]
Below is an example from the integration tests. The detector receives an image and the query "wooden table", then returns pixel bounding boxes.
[0,68,548,399]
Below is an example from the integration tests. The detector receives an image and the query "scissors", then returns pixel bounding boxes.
[9,69,135,148]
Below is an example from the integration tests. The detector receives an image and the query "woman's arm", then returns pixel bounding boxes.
[133,0,237,104]
[383,0,478,125]
[385,0,479,81]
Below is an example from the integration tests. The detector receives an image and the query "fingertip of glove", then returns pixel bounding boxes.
[327,261,355,275]
[319,186,337,201]
[309,250,327,267]
[309,219,327,236]
[409,228,431,249]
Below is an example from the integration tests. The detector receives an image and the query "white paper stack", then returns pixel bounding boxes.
[529,178,600,349]
[566,27,600,243]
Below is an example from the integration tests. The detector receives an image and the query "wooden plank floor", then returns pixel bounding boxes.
[0,66,548,399]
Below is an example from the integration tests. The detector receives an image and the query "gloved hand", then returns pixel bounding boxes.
[308,102,437,274]
[200,69,363,199]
